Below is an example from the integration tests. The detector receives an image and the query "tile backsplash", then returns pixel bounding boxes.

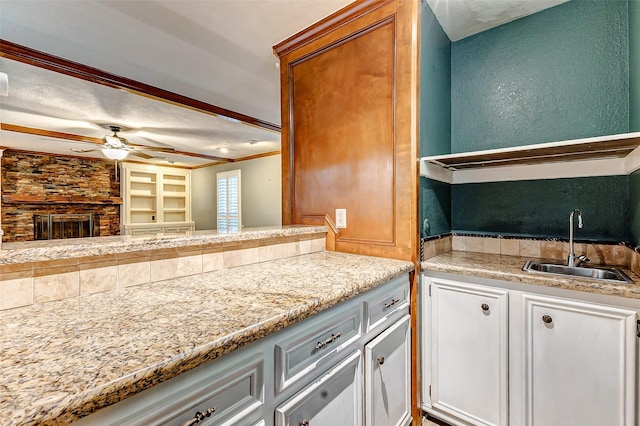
[422,234,640,277]
[0,234,326,311]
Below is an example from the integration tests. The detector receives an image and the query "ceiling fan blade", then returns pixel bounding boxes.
[71,148,99,153]
[130,151,154,159]
[127,144,177,153]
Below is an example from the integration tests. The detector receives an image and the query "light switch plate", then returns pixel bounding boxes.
[335,208,347,228]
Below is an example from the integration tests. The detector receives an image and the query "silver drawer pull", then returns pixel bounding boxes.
[384,298,400,309]
[299,420,310,426]
[315,332,342,350]
[179,407,217,426]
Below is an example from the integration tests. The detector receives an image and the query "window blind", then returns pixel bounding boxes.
[216,170,241,232]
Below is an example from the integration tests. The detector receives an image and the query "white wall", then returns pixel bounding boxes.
[191,155,281,230]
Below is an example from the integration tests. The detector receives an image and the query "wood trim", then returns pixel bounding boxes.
[0,146,108,163]
[231,150,281,162]
[301,213,338,251]
[1,123,103,145]
[0,39,280,132]
[118,159,193,170]
[273,0,393,57]
[2,194,123,205]
[1,123,232,163]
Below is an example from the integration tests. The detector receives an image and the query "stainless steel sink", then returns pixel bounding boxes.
[523,260,634,284]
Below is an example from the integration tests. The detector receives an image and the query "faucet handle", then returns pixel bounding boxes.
[577,254,590,266]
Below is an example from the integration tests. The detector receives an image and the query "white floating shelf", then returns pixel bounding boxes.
[420,132,640,184]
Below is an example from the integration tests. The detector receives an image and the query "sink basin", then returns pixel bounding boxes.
[523,260,634,284]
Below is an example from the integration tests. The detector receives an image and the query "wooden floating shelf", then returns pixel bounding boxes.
[421,133,640,170]
[2,195,123,205]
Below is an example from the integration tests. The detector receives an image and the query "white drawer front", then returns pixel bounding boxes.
[275,351,363,426]
[364,278,409,333]
[77,353,264,426]
[275,305,362,393]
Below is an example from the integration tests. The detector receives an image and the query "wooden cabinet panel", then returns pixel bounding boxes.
[291,20,395,245]
[275,0,419,262]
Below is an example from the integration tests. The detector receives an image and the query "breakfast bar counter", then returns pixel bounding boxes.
[0,250,413,425]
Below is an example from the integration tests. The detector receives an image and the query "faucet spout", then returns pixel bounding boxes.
[567,209,583,266]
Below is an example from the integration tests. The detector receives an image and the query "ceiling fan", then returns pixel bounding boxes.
[71,125,177,160]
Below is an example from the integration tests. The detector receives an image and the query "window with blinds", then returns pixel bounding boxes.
[216,170,241,232]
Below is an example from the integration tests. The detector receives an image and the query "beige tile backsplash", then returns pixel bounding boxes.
[425,235,640,278]
[0,236,326,311]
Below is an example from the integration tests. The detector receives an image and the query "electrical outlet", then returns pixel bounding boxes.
[335,208,347,228]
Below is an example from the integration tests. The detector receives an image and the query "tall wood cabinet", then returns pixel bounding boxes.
[120,163,194,235]
[274,0,420,262]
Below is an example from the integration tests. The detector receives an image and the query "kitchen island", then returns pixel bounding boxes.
[0,246,413,425]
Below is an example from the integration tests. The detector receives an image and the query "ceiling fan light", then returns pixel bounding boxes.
[103,135,123,146]
[102,148,128,160]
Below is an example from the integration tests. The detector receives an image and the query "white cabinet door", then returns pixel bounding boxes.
[365,314,411,426]
[275,351,362,426]
[522,294,637,426]
[429,278,509,426]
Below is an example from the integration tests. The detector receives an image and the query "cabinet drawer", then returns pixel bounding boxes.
[275,351,362,426]
[275,304,362,393]
[129,227,163,236]
[163,226,192,234]
[76,353,264,426]
[364,278,409,333]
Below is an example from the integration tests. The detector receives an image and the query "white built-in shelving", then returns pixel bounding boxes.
[121,163,194,235]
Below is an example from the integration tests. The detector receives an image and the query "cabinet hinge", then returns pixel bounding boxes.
[637,320,640,338]
[429,285,431,297]
[429,385,432,397]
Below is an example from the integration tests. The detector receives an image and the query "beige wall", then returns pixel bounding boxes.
[192,155,281,230]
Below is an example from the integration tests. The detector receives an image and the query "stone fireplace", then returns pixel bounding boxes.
[1,150,121,242]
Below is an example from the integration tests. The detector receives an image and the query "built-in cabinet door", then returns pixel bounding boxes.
[364,314,411,426]
[275,351,362,426]
[522,294,637,426]
[429,278,509,426]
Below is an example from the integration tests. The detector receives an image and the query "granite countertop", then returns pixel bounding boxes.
[0,251,413,425]
[0,225,327,265]
[422,251,640,300]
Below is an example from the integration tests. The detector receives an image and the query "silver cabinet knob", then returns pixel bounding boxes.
[377,356,385,365]
[542,315,553,324]
[481,303,489,312]
[299,420,310,426]
[179,407,216,426]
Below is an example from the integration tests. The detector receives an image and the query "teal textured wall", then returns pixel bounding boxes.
[421,178,451,237]
[451,176,630,242]
[419,2,452,238]
[451,0,630,152]
[420,2,451,156]
[630,170,640,245]
[631,0,640,132]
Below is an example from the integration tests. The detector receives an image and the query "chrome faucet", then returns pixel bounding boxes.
[567,209,588,267]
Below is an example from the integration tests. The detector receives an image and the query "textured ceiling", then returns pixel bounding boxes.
[0,0,571,166]
[427,0,570,41]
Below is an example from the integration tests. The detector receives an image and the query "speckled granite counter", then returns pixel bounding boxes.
[422,251,640,300]
[0,225,326,265]
[0,251,413,425]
